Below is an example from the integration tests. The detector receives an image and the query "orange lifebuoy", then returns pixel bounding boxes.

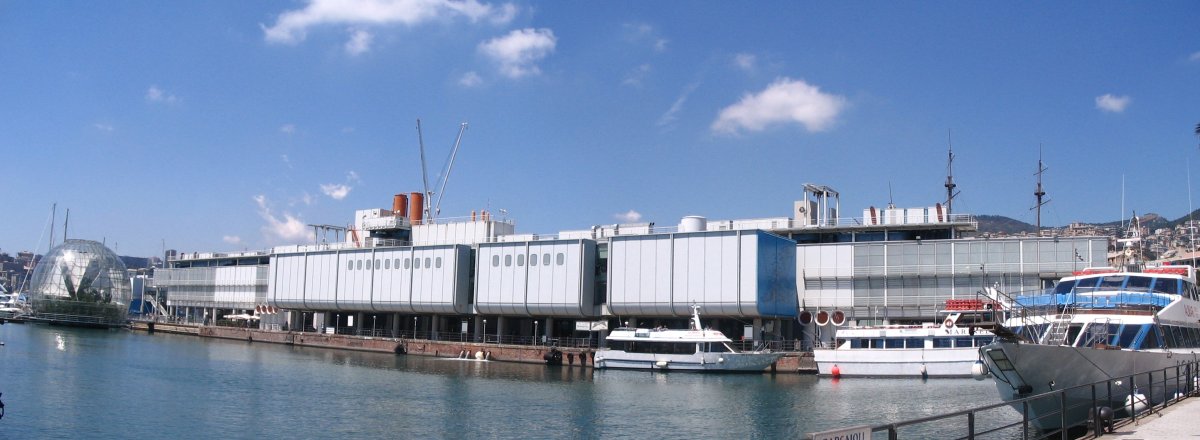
[944,318,954,328]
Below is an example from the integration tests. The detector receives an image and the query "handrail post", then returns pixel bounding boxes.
[967,411,975,440]
[1020,400,1030,440]
[1128,375,1136,424]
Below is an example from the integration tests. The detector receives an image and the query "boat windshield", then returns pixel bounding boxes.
[1124,276,1153,292]
[1097,276,1126,290]
[1053,280,1075,295]
[1150,278,1180,295]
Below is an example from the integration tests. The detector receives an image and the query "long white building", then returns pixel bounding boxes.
[149,188,1104,349]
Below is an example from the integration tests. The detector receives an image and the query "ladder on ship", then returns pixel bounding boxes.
[1042,309,1074,346]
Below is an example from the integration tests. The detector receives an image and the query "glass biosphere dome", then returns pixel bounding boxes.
[28,239,130,325]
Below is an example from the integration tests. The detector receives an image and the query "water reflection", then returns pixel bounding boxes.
[0,325,1015,439]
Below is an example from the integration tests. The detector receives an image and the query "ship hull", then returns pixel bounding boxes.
[980,342,1199,429]
[593,350,783,372]
[814,347,980,378]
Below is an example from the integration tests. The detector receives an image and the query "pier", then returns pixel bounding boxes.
[129,320,814,372]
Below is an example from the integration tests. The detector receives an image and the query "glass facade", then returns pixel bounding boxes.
[28,239,131,325]
[801,236,1108,321]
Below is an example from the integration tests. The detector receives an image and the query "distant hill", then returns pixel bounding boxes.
[976,212,1176,234]
[976,215,1037,234]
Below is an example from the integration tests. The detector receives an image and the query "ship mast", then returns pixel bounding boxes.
[944,130,959,215]
[1032,146,1050,232]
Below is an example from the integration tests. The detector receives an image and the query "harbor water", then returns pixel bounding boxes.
[0,324,1018,438]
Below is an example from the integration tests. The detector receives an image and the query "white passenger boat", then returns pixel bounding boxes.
[979,265,1200,429]
[814,300,997,378]
[594,305,783,372]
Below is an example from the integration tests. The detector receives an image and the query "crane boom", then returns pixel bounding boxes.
[433,122,468,217]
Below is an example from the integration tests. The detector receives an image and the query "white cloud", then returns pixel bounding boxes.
[92,123,114,132]
[253,195,314,243]
[459,71,483,87]
[319,171,359,200]
[614,210,642,223]
[478,28,556,79]
[1095,94,1131,113]
[222,235,242,245]
[711,78,847,135]
[623,22,667,53]
[301,192,315,206]
[321,183,351,200]
[622,64,651,87]
[734,53,756,72]
[263,0,517,44]
[345,29,373,55]
[145,85,178,104]
[280,124,296,134]
[657,81,700,127]
[1190,51,1200,62]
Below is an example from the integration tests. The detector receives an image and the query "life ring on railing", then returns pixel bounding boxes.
[815,310,830,326]
[944,318,955,328]
[831,310,846,326]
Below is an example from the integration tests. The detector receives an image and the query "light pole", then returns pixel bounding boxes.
[483,319,488,343]
[534,320,539,346]
[413,316,418,339]
[371,315,377,337]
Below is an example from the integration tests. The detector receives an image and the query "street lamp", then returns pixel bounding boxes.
[413,316,418,339]
[534,320,539,346]
[483,319,488,343]
[371,315,377,336]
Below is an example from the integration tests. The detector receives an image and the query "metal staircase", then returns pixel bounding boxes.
[1041,309,1074,346]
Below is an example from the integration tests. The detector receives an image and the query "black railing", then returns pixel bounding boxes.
[845,360,1200,439]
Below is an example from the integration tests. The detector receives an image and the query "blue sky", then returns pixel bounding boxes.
[2,1,1198,258]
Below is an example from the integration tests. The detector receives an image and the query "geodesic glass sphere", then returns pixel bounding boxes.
[29,239,130,324]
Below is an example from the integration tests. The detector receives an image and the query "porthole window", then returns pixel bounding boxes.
[424,257,431,268]
[517,254,525,266]
[385,259,390,269]
[415,258,421,269]
[556,253,565,265]
[405,258,411,269]
[530,253,538,266]
[504,255,512,267]
[492,255,500,267]
[435,257,442,268]
[375,259,380,269]
[544,253,551,266]
[348,260,353,270]
[357,260,362,270]
[394,258,400,269]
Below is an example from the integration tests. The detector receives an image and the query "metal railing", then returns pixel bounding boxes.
[848,359,1200,440]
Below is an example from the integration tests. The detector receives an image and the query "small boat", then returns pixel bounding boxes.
[978,265,1200,429]
[813,298,998,378]
[594,305,783,372]
[0,289,28,320]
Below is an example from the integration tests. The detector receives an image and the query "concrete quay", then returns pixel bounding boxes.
[1100,396,1200,439]
[129,321,813,372]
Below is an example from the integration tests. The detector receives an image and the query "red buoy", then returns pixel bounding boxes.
[831,364,841,378]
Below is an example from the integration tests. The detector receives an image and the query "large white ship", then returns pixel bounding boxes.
[978,265,1200,429]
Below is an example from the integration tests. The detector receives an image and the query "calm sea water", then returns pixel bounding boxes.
[0,324,1019,439]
